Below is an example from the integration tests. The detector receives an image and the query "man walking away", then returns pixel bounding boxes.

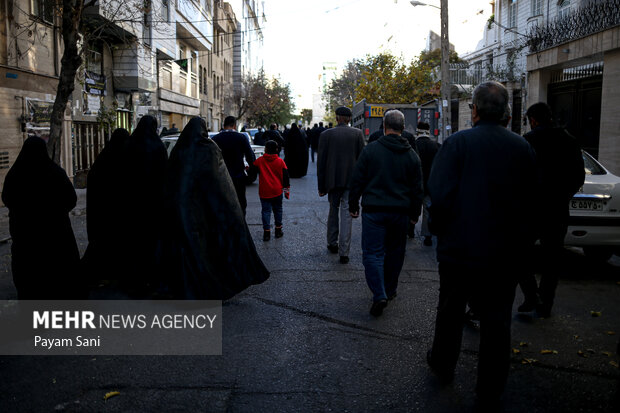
[415,122,439,247]
[517,102,584,317]
[212,116,256,216]
[263,123,285,153]
[427,81,538,409]
[349,110,423,317]
[309,123,320,163]
[317,106,365,264]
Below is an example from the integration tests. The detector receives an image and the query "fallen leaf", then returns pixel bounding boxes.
[521,358,538,364]
[540,349,558,355]
[573,335,580,340]
[519,342,529,347]
[104,391,120,401]
[52,378,56,384]
[577,350,587,358]
[606,331,616,335]
[591,311,602,317]
[610,361,619,368]
[512,348,521,354]
[587,348,596,353]
[601,351,613,357]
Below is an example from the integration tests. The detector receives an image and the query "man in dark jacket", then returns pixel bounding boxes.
[263,123,285,152]
[349,110,423,316]
[212,116,256,216]
[517,102,585,317]
[415,122,439,246]
[309,124,320,163]
[427,81,538,407]
[317,106,365,264]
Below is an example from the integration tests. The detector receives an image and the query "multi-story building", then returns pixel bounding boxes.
[232,0,264,107]
[461,0,620,174]
[0,0,218,185]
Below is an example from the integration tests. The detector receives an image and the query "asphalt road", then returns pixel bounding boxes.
[0,157,619,412]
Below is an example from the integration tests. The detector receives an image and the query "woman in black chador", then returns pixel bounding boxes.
[2,136,83,299]
[82,128,130,285]
[117,116,166,294]
[161,117,269,299]
[84,117,167,296]
[283,123,309,178]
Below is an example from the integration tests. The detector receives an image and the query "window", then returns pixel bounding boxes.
[531,0,542,16]
[31,0,53,23]
[558,0,571,19]
[179,46,187,73]
[203,68,208,94]
[162,0,170,22]
[199,65,203,94]
[508,0,517,28]
[86,50,103,75]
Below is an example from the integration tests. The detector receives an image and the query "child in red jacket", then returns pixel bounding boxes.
[253,140,290,241]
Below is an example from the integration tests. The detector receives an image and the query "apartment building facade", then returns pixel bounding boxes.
[462,0,620,174]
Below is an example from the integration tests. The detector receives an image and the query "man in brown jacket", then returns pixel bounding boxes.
[317,106,365,264]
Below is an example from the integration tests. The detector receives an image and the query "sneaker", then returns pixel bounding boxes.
[327,244,339,254]
[275,227,283,238]
[339,256,349,264]
[423,236,433,246]
[370,299,388,317]
[263,230,271,241]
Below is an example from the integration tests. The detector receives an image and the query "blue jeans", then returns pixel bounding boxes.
[261,195,283,230]
[362,211,408,302]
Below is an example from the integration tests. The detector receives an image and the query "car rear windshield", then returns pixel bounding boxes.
[583,152,606,175]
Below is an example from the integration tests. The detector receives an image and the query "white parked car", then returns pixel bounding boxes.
[161,131,264,184]
[565,151,620,261]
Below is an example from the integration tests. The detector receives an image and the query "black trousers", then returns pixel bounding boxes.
[232,176,247,216]
[431,262,518,400]
[519,222,567,307]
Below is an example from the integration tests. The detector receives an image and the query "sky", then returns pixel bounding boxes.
[256,0,492,109]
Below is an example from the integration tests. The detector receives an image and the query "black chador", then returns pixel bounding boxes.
[2,136,83,299]
[83,116,167,295]
[82,128,129,284]
[161,117,269,299]
[284,123,309,178]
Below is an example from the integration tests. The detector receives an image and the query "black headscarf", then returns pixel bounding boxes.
[2,136,82,299]
[284,123,309,178]
[161,117,269,299]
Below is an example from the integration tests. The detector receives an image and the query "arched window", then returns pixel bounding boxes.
[199,65,203,94]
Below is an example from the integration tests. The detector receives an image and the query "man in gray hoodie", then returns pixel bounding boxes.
[349,109,424,317]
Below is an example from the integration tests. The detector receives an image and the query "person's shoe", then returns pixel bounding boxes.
[518,300,537,313]
[423,236,433,246]
[275,227,283,238]
[369,299,388,317]
[387,291,397,301]
[426,349,454,385]
[339,256,349,264]
[263,230,271,241]
[536,302,552,318]
[327,244,339,254]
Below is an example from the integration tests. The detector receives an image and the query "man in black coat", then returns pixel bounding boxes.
[414,122,439,246]
[427,81,539,407]
[263,123,285,153]
[309,124,320,163]
[349,110,423,316]
[212,116,256,216]
[517,102,585,317]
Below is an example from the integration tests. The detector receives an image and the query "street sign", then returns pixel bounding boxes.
[370,106,385,117]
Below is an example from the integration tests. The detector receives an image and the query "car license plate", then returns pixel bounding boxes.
[570,199,603,210]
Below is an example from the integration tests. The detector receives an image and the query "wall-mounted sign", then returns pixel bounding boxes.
[25,98,53,141]
[84,70,107,96]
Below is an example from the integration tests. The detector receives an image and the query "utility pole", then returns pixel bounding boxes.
[440,0,450,144]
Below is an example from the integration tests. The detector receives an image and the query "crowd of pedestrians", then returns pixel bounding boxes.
[2,79,599,410]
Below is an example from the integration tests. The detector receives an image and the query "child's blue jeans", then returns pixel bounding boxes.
[260,194,283,230]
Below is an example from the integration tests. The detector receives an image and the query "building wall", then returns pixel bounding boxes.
[599,49,620,174]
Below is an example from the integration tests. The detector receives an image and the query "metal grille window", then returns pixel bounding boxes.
[0,152,9,170]
[86,50,102,75]
[531,0,543,15]
[31,0,53,23]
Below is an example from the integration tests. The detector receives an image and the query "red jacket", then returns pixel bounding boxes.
[253,154,290,199]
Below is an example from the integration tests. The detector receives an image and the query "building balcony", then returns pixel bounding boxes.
[176,0,212,51]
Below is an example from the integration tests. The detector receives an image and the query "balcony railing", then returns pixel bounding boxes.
[528,0,620,53]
